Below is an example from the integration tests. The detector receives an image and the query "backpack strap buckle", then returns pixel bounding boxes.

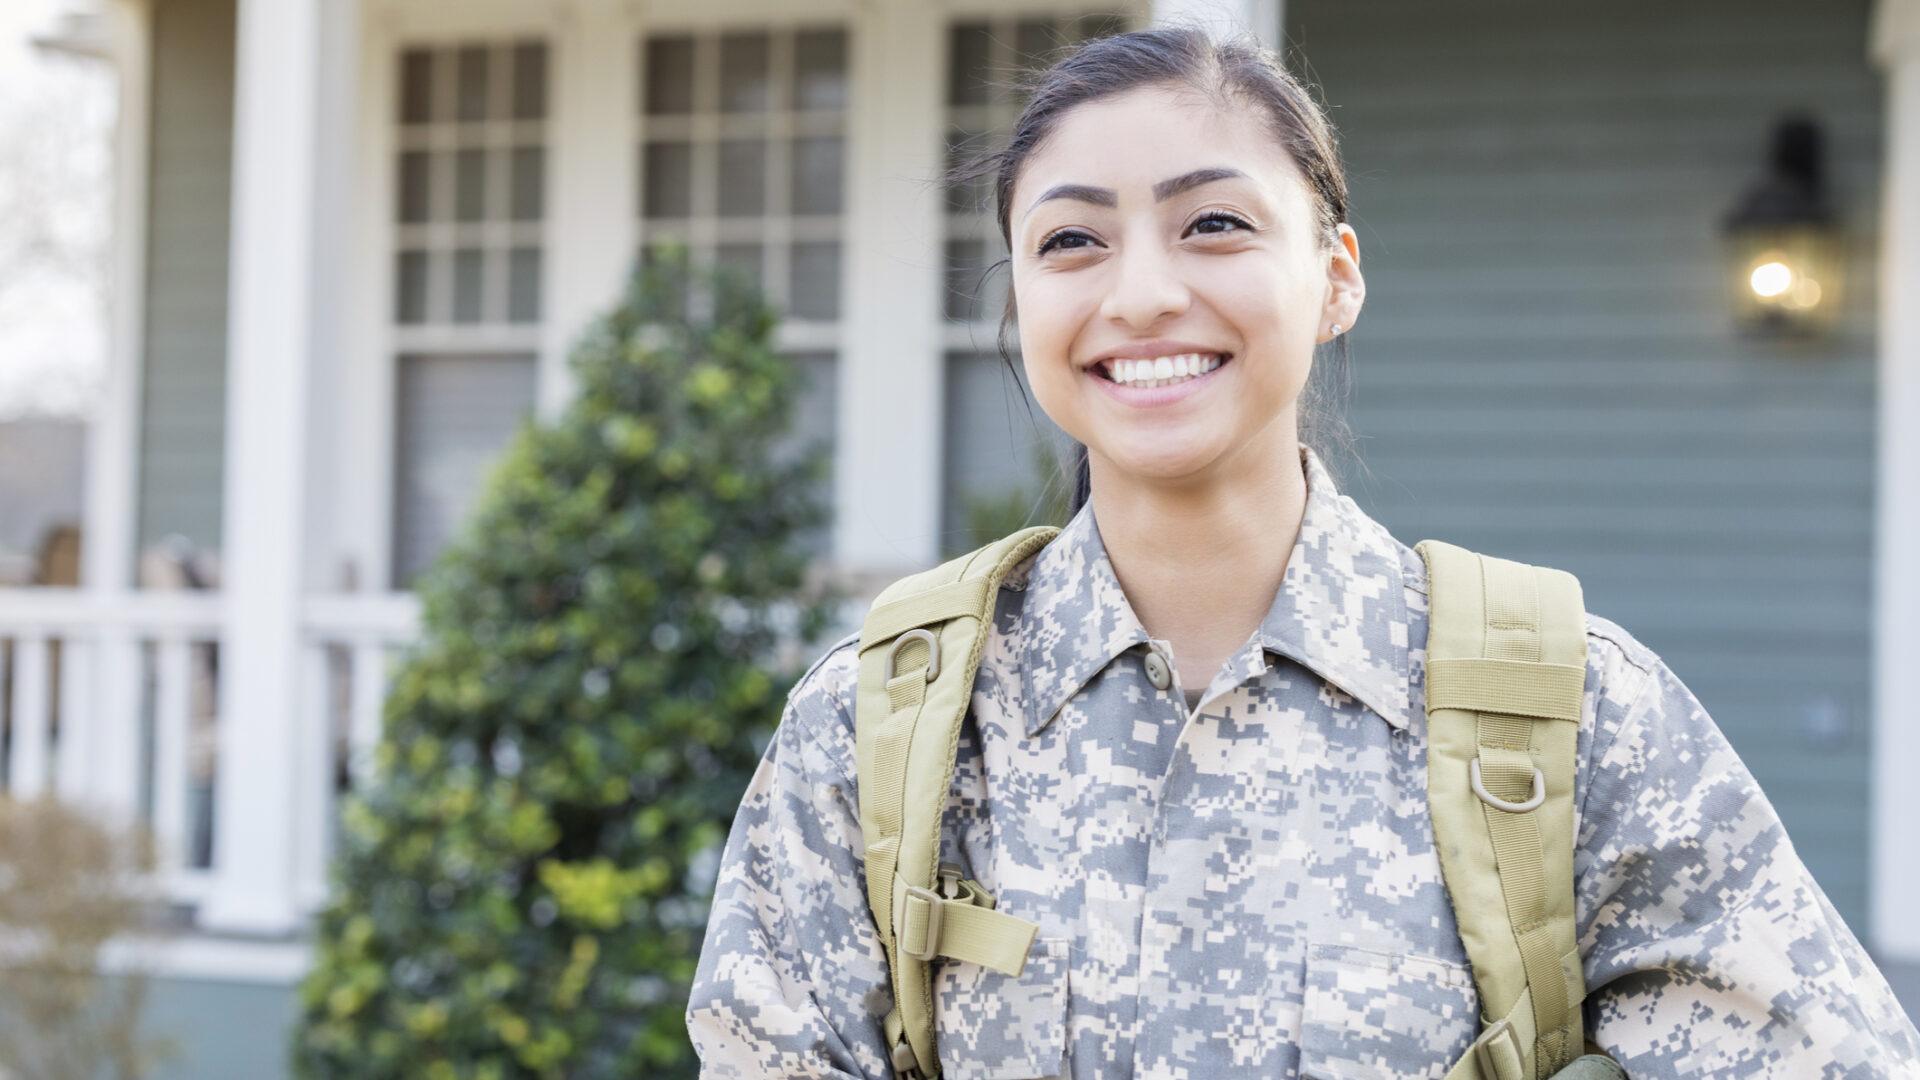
[894,880,948,962]
[891,864,1039,974]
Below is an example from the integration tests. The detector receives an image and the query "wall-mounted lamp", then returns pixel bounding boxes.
[1720,115,1844,339]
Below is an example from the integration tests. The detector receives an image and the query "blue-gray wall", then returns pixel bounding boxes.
[1289,0,1882,934]
[137,0,234,571]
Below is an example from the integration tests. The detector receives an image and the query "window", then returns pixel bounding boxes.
[940,14,1132,554]
[638,26,849,557]
[389,40,547,589]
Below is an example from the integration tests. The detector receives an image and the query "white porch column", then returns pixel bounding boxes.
[542,0,639,420]
[63,0,152,822]
[203,0,326,935]
[839,0,945,572]
[82,1,148,598]
[1871,0,1920,963]
[1151,0,1283,47]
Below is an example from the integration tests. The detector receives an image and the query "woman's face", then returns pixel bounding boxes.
[1008,83,1364,491]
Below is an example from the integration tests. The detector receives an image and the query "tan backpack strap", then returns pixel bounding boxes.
[855,526,1060,1079]
[1417,539,1590,1080]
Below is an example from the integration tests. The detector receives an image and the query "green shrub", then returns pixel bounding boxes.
[292,242,845,1079]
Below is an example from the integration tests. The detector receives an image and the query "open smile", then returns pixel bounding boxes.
[1086,353,1233,408]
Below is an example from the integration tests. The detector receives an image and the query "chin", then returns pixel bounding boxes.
[1099,443,1221,485]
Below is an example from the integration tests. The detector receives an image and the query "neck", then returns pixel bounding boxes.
[1086,425,1310,682]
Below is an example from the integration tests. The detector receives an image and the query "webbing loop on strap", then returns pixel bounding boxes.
[1426,657,1585,722]
[1472,1017,1526,1080]
[862,579,995,645]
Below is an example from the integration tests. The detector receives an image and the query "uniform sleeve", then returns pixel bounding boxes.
[1575,650,1920,1076]
[685,666,894,1079]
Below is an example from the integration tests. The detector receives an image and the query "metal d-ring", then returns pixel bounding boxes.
[884,627,940,682]
[1470,757,1545,813]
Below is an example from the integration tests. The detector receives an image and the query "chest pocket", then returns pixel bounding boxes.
[932,934,1070,1080]
[1298,941,1480,1080]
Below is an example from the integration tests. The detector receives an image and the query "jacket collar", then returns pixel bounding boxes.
[1011,443,1413,737]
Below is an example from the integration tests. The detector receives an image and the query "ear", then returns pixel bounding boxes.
[1318,223,1365,343]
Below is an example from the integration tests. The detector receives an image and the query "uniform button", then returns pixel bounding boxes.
[1142,649,1172,691]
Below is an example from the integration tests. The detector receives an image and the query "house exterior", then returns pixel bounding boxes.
[9,0,1919,1073]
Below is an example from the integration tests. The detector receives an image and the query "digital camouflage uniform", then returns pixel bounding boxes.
[687,444,1920,1079]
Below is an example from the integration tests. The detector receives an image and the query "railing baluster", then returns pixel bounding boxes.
[293,643,332,911]
[53,633,93,800]
[153,636,193,875]
[10,635,50,798]
[348,640,389,787]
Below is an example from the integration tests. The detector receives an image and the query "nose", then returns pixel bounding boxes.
[1097,238,1192,330]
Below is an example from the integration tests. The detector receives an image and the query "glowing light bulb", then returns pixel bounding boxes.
[1749,260,1794,299]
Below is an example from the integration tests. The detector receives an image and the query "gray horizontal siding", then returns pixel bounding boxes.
[1293,0,1883,930]
[137,0,235,570]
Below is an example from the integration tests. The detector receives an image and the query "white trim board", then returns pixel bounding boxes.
[1870,0,1920,963]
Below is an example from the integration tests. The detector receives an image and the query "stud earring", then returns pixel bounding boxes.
[1329,323,1343,336]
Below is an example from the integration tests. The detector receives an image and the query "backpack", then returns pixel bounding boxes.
[851,525,1624,1080]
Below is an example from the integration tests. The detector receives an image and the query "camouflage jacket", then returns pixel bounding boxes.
[687,444,1920,1079]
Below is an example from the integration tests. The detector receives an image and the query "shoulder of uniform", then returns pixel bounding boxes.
[789,628,862,700]
[1580,609,1663,723]
[779,628,864,779]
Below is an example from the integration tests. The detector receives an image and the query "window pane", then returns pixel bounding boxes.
[790,135,842,216]
[455,148,487,222]
[719,32,771,112]
[948,23,993,107]
[1069,12,1130,44]
[643,35,695,115]
[511,42,547,120]
[452,247,485,323]
[943,349,1065,552]
[945,129,989,214]
[945,238,987,322]
[456,46,490,122]
[392,353,537,589]
[790,241,839,320]
[395,250,429,323]
[716,242,763,297]
[768,350,836,558]
[641,140,693,219]
[510,146,542,221]
[398,150,431,223]
[793,28,847,111]
[717,139,766,217]
[1015,19,1057,77]
[508,247,541,322]
[399,49,435,123]
[638,243,694,322]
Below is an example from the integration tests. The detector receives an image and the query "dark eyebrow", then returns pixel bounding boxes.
[1026,167,1250,216]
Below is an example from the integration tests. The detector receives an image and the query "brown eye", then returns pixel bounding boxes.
[1192,211,1251,236]
[1037,229,1094,256]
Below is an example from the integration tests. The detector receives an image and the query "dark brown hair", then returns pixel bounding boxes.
[943,23,1358,517]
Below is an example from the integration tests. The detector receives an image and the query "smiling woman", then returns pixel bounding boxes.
[686,24,1920,1080]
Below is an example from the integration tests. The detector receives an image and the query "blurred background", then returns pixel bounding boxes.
[1,0,1917,1075]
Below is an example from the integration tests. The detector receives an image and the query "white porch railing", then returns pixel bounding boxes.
[0,588,420,928]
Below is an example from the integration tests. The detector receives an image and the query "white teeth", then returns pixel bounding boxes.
[1103,353,1225,387]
